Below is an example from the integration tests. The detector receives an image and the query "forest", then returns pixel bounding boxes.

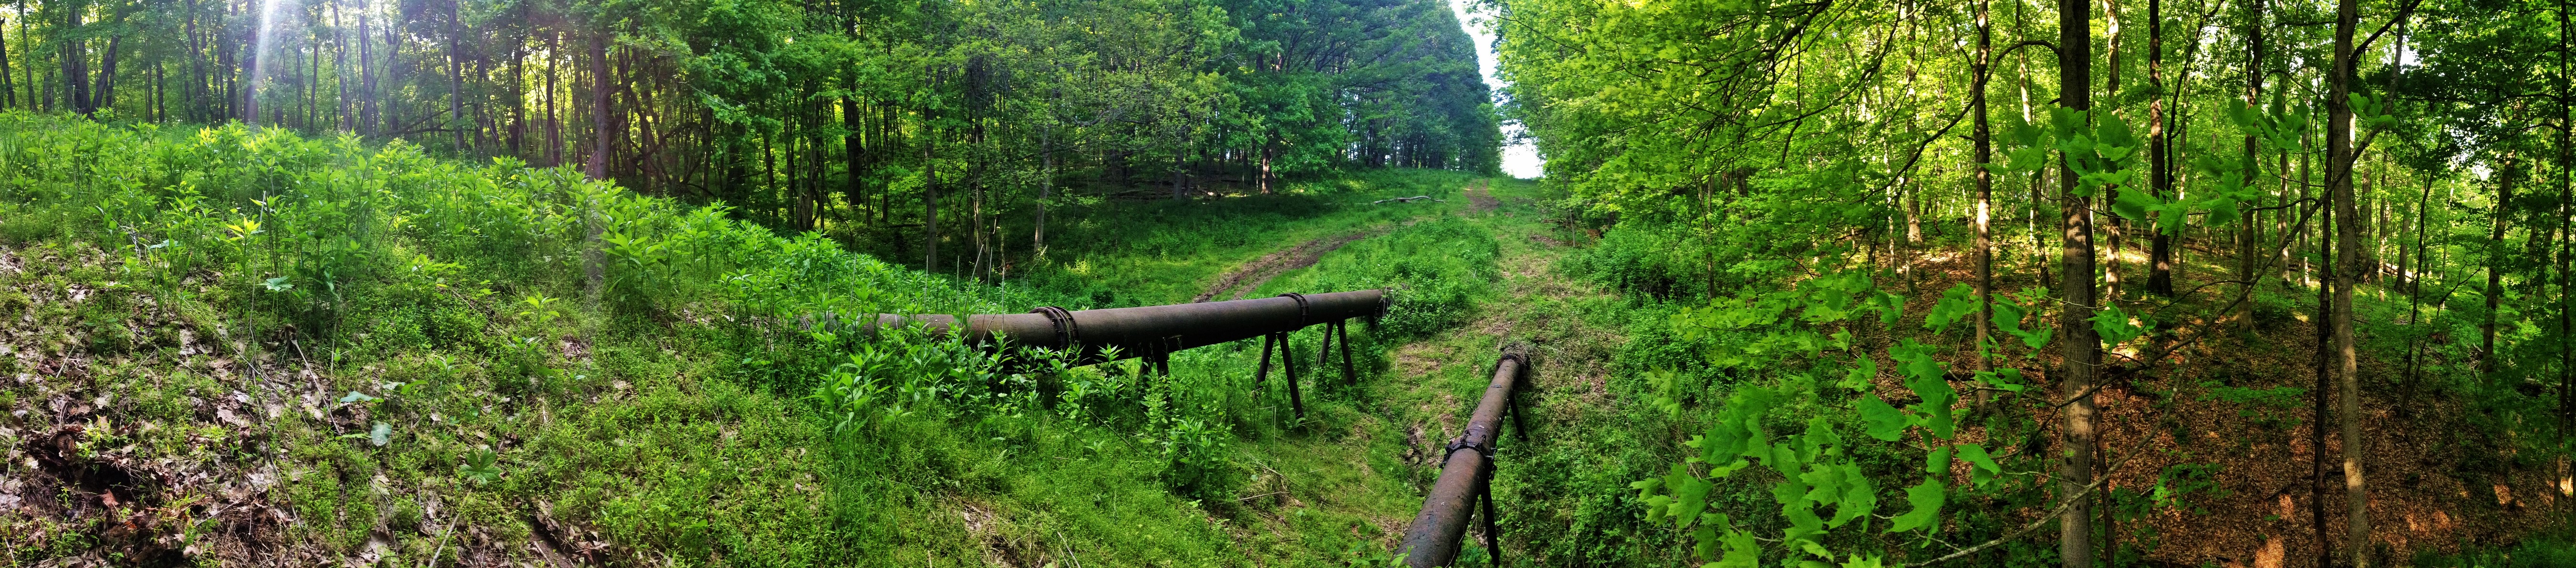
[0,0,2574,565]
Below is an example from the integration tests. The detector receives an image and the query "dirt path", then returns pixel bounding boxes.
[1463,179,1498,213]
[1192,229,1381,302]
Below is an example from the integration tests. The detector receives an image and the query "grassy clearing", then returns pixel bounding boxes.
[0,114,1546,567]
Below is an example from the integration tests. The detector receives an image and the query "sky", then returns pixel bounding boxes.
[1446,0,1545,179]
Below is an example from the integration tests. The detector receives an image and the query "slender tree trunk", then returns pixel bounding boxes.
[545,33,560,166]
[0,18,14,110]
[2240,0,2266,333]
[2146,0,2175,296]
[843,90,865,215]
[584,30,608,180]
[2489,154,2517,375]
[447,0,467,153]
[924,108,939,274]
[2326,0,2372,560]
[381,21,401,135]
[63,5,91,116]
[2555,0,2573,439]
[356,5,374,135]
[1037,124,1052,258]
[332,0,348,131]
[1973,0,1995,411]
[2057,0,2098,564]
[93,32,122,113]
[2312,196,2335,568]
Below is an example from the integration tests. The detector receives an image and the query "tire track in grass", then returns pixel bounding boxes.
[1191,228,1382,302]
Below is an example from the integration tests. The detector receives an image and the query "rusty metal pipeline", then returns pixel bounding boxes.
[1395,347,1531,567]
[817,289,1386,366]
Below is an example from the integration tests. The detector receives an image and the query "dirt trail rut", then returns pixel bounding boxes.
[1463,179,1497,212]
[1193,229,1381,302]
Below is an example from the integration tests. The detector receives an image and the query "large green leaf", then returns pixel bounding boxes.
[1858,394,1907,441]
[1885,478,1946,533]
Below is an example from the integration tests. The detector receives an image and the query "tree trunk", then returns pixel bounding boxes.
[843,91,865,216]
[2311,196,2335,568]
[2556,0,2573,441]
[1973,0,1995,412]
[2057,0,2098,564]
[2488,154,2517,375]
[923,114,939,274]
[585,30,609,180]
[93,33,122,113]
[2326,0,2372,561]
[448,0,468,153]
[1036,125,1051,259]
[2146,0,2175,297]
[2239,0,2266,334]
[63,5,91,116]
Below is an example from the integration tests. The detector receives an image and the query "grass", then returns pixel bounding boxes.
[0,113,1558,567]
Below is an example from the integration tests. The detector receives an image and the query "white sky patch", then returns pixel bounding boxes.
[1448,0,1545,179]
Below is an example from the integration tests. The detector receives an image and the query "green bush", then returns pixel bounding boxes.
[1296,216,1501,337]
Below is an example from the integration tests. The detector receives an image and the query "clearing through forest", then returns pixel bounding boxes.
[1192,228,1384,302]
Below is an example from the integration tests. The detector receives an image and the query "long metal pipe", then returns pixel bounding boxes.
[821,289,1386,364]
[1396,349,1530,567]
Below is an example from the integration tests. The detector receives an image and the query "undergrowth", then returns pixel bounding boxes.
[0,114,1501,566]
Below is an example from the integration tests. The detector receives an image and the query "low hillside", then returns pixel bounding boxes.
[0,115,1523,566]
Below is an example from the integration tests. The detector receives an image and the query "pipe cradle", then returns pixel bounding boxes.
[820,289,1387,364]
[1395,350,1529,567]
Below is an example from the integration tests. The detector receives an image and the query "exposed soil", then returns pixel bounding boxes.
[1191,228,1383,302]
[1463,180,1498,213]
[1882,244,2560,568]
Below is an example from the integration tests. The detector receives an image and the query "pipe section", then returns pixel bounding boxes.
[822,289,1386,364]
[1396,348,1530,567]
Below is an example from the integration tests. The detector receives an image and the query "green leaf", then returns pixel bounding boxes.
[1956,444,2002,487]
[2092,304,2145,349]
[1922,283,1978,335]
[1783,500,1827,554]
[2111,186,2162,222]
[1886,478,1946,533]
[1833,462,1877,528]
[337,391,380,403]
[369,422,392,447]
[1840,356,1877,390]
[2157,203,2191,235]
[2204,196,2243,227]
[1712,523,1762,568]
[1983,368,2027,393]
[1873,292,1905,325]
[1858,395,1907,441]
[1925,445,1953,475]
[1674,473,1715,528]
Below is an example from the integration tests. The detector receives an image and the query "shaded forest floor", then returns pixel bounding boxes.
[1883,238,2572,568]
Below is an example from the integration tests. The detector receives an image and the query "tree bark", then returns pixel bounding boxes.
[2326,0,2372,561]
[93,32,123,113]
[2057,0,2098,564]
[2487,153,2516,376]
[1973,0,1995,412]
[62,3,91,116]
[2555,0,2573,439]
[923,112,939,274]
[2146,0,2175,297]
[2239,0,2266,334]
[585,30,609,180]
[448,0,469,153]
[2312,196,2335,568]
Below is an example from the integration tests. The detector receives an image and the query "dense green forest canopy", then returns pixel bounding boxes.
[1490,0,2576,564]
[3,0,1501,246]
